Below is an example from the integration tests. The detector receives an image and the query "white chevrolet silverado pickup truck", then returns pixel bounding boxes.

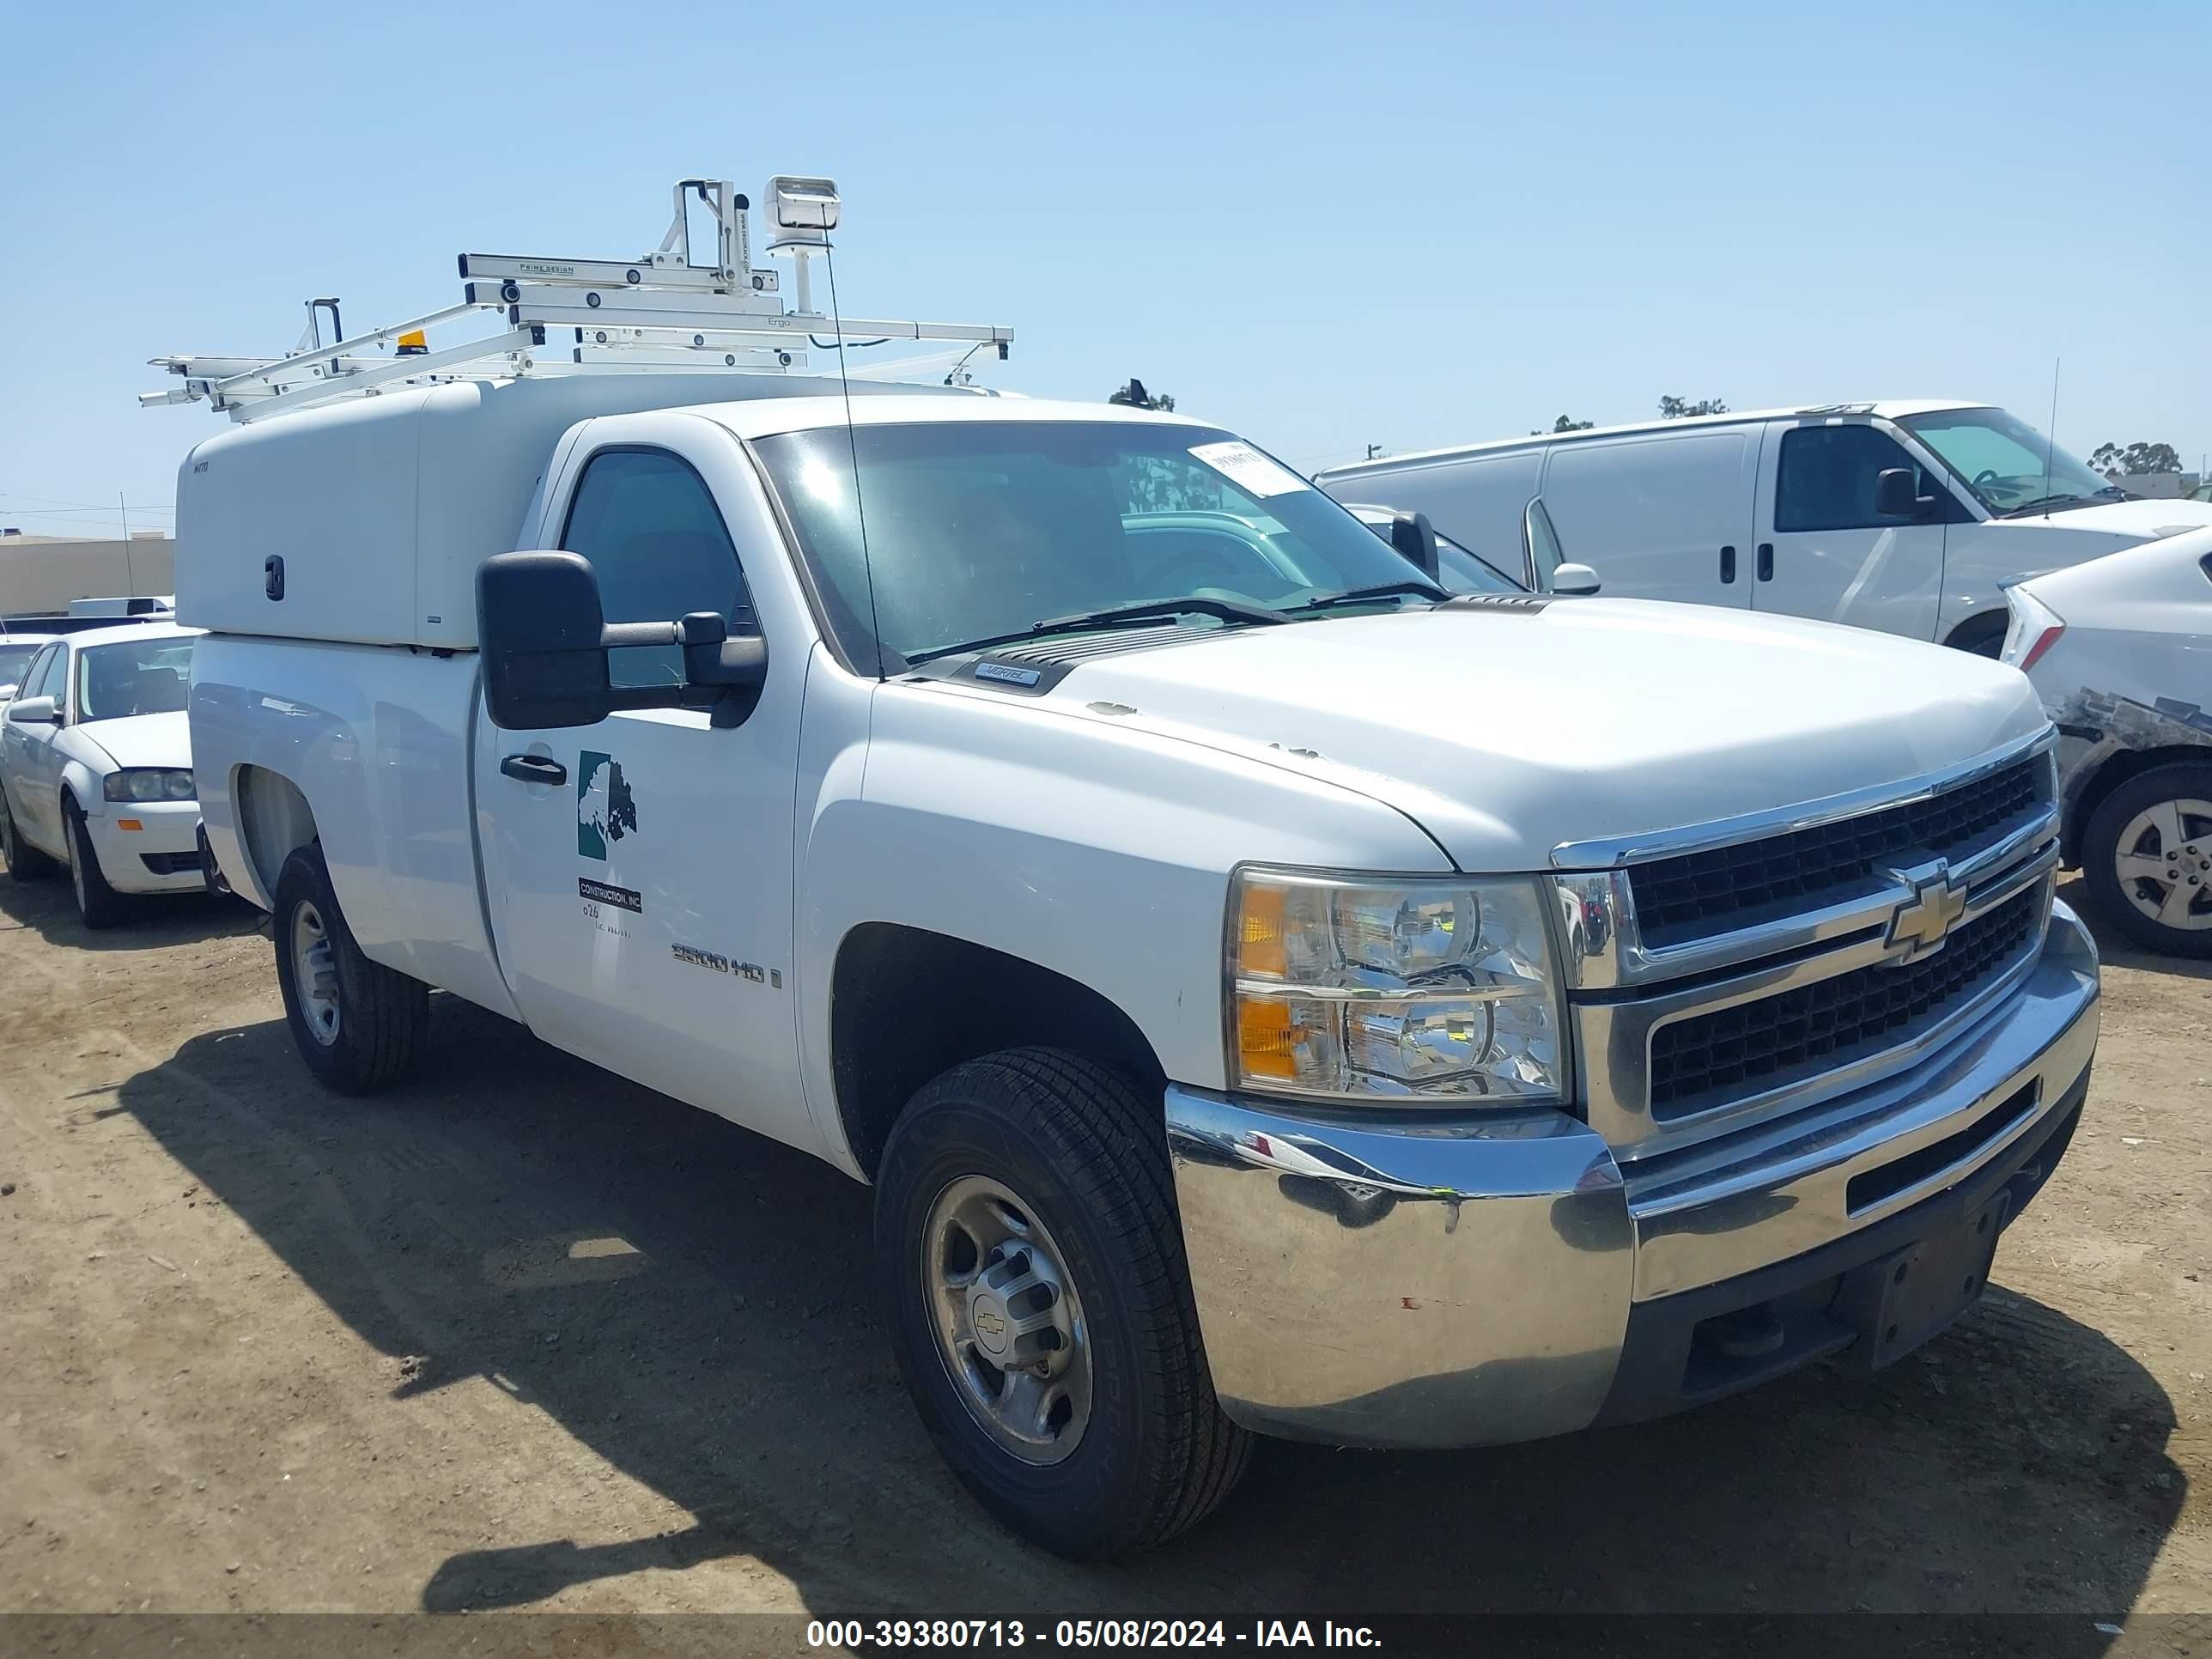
[160,188,2100,1560]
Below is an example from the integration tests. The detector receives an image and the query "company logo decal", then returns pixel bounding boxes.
[579,877,642,914]
[576,750,637,860]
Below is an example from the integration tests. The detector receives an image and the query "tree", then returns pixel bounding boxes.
[2089,441,2181,477]
[1658,395,1729,419]
[1108,378,1174,412]
[1532,414,1595,434]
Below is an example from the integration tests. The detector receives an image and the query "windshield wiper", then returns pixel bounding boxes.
[907,596,1290,665]
[1285,580,1449,612]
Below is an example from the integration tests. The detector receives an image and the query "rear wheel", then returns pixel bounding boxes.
[62,798,128,929]
[874,1048,1251,1559]
[0,787,56,880]
[2081,764,2212,958]
[273,843,430,1091]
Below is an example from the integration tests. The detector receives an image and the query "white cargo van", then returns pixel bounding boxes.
[1316,403,2212,653]
[152,183,2101,1559]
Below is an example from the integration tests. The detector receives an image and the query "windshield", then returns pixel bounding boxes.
[0,643,39,689]
[1898,407,2127,515]
[76,638,193,720]
[752,421,1441,665]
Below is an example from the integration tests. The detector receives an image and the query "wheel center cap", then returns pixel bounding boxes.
[969,1291,1011,1357]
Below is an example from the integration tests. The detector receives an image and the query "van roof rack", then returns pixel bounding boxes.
[141,176,1013,423]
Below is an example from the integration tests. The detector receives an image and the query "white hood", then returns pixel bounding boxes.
[1027,601,2049,871]
[2002,498,2212,539]
[76,710,192,771]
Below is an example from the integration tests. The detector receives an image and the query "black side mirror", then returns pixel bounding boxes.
[1875,467,1936,520]
[477,551,768,731]
[1389,512,1440,581]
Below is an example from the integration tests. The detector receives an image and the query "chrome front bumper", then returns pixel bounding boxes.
[1165,902,2100,1449]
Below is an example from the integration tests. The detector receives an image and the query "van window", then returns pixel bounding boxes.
[560,447,753,689]
[1774,425,1946,532]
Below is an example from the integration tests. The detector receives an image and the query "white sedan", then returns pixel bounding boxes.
[0,623,205,928]
[2002,527,2212,957]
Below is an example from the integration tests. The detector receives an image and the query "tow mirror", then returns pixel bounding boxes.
[6,696,58,726]
[1388,512,1440,581]
[1550,562,1602,597]
[1875,467,1937,520]
[477,551,768,731]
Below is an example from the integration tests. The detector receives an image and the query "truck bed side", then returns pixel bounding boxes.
[191,635,519,1023]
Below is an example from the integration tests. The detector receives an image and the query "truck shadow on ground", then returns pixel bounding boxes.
[0,872,261,955]
[115,997,2183,1620]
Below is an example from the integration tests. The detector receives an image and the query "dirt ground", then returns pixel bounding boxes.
[1,869,2207,1633]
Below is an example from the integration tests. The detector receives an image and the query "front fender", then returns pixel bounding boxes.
[792,673,1450,1171]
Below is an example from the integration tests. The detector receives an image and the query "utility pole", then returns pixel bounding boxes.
[120,494,137,594]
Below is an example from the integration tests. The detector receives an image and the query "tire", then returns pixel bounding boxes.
[1946,615,2008,659]
[272,842,431,1091]
[875,1048,1252,1559]
[62,797,129,929]
[0,785,56,880]
[2081,763,2212,958]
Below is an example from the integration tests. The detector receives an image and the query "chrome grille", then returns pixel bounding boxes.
[1647,884,2041,1117]
[1629,757,2044,948]
[1558,732,2063,1159]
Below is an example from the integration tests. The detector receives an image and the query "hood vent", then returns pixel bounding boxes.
[996,625,1226,665]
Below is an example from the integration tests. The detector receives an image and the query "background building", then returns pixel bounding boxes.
[0,531,173,616]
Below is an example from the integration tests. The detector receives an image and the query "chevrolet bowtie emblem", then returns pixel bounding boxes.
[1885,860,1968,964]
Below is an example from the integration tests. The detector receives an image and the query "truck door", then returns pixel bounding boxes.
[1535,428,1758,609]
[473,432,811,1149]
[1753,417,1953,639]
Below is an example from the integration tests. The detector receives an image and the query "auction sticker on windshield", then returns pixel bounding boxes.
[1189,441,1310,498]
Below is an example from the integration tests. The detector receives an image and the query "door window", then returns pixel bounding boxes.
[1774,425,1950,532]
[560,448,754,689]
[31,646,70,706]
[7,645,56,702]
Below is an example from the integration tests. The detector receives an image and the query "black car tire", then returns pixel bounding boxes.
[875,1048,1251,1559]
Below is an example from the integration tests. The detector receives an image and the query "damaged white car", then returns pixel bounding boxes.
[2003,528,2212,957]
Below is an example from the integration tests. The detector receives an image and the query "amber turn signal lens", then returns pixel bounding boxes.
[1237,880,1287,980]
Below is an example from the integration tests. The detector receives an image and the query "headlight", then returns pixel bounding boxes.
[1227,868,1565,1104]
[103,769,195,803]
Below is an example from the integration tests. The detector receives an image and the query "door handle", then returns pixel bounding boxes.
[1755,543,1774,581]
[1719,544,1736,584]
[501,754,568,787]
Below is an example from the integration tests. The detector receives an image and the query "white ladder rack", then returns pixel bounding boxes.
[142,177,1012,423]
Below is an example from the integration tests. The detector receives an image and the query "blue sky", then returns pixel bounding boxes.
[3,0,2205,539]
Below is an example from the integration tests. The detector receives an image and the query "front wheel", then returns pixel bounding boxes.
[2081,763,2212,957]
[273,843,431,1091]
[875,1048,1251,1559]
[63,798,128,929]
